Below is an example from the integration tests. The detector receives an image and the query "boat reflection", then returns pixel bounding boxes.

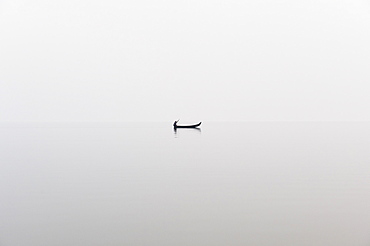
[173,127,201,137]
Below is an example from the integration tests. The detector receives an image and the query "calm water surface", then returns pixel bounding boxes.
[0,122,370,246]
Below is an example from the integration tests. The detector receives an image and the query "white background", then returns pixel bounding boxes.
[1,0,370,122]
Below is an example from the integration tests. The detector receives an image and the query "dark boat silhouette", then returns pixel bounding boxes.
[173,120,201,128]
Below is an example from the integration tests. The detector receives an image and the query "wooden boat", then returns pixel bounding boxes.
[173,120,201,128]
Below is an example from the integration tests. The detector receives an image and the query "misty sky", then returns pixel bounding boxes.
[1,0,370,122]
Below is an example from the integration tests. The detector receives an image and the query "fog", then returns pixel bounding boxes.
[1,0,370,122]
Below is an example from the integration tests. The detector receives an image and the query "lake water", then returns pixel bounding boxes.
[1,122,370,246]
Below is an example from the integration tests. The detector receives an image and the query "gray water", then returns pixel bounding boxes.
[1,122,370,246]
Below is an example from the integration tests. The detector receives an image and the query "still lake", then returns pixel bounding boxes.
[1,122,370,246]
